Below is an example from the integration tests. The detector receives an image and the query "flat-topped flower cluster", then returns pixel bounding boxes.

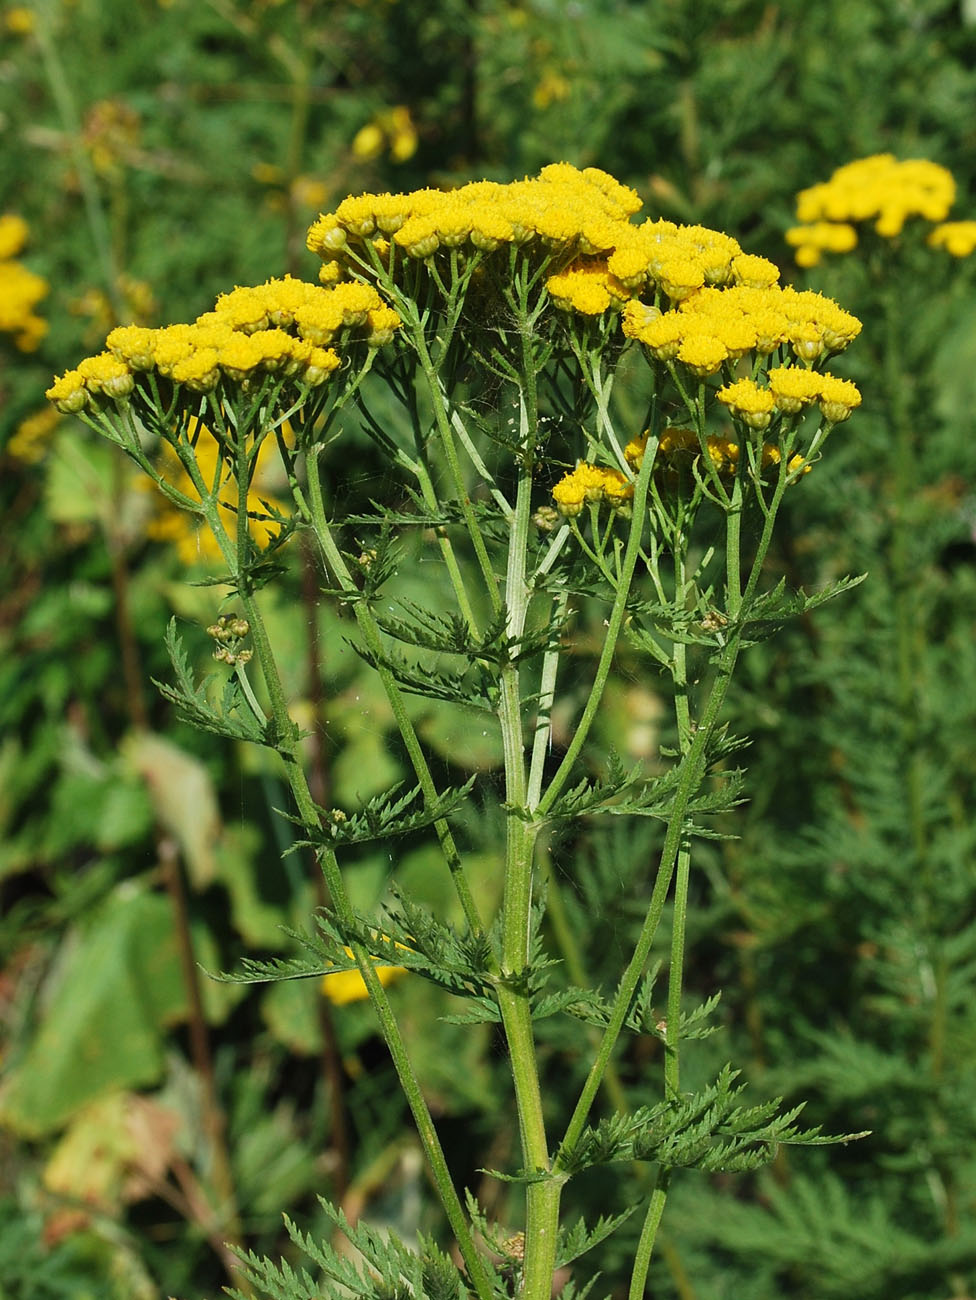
[306,162,785,313]
[786,154,976,265]
[47,276,400,414]
[621,285,860,376]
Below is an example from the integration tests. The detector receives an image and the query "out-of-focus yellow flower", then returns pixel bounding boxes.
[388,106,418,163]
[0,213,29,260]
[927,220,976,258]
[351,107,418,165]
[8,407,61,464]
[82,99,141,174]
[790,155,971,265]
[290,175,330,211]
[0,215,48,352]
[4,7,35,34]
[69,274,157,339]
[252,161,284,186]
[321,946,408,1005]
[785,221,858,268]
[145,423,288,566]
[533,70,571,110]
[352,122,385,161]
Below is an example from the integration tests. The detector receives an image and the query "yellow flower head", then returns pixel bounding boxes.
[546,260,627,315]
[675,333,727,376]
[106,324,156,370]
[730,254,780,289]
[77,351,135,399]
[766,366,822,413]
[46,369,88,414]
[716,378,775,430]
[817,375,861,423]
[0,243,48,352]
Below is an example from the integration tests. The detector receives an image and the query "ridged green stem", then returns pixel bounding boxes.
[665,541,694,1101]
[495,447,563,1300]
[629,1168,671,1300]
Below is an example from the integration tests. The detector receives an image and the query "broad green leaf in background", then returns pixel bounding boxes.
[0,886,225,1137]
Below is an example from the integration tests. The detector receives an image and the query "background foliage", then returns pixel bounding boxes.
[3,1,976,1297]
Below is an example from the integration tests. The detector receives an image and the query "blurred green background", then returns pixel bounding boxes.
[4,1,976,1297]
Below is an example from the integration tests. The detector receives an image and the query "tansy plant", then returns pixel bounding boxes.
[49,163,866,1300]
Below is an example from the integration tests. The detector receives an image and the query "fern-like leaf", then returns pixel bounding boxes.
[152,618,273,746]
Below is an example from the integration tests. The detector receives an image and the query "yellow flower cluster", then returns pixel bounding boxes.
[789,155,964,264]
[306,163,787,320]
[927,221,976,259]
[717,370,861,428]
[549,418,823,515]
[308,162,642,268]
[0,214,48,352]
[551,461,634,516]
[7,406,61,465]
[47,276,401,415]
[621,284,861,374]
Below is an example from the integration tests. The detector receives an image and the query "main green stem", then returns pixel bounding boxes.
[495,448,563,1300]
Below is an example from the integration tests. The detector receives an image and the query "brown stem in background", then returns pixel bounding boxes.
[301,537,351,1200]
